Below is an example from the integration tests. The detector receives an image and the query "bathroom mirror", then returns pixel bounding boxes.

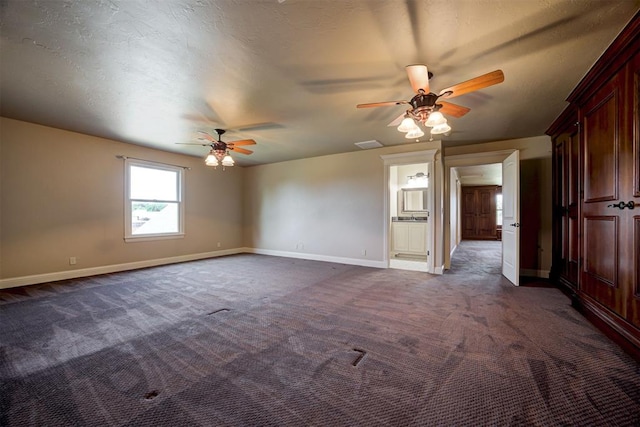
[400,188,428,213]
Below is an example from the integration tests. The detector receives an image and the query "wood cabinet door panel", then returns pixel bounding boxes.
[584,89,619,203]
[479,189,494,215]
[569,127,581,206]
[583,216,624,315]
[583,216,618,286]
[462,191,476,215]
[392,223,409,252]
[408,223,427,253]
[634,65,640,197]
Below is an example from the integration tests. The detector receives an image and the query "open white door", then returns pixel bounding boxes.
[502,150,520,285]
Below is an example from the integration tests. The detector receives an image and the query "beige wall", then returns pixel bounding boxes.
[0,118,244,282]
[243,141,441,265]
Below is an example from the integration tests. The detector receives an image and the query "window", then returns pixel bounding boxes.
[125,159,184,241]
[496,193,503,226]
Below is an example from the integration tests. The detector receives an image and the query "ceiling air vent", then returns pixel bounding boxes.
[354,140,383,150]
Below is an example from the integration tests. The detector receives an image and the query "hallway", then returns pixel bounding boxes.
[448,239,502,276]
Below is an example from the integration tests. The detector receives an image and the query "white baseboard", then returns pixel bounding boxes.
[245,247,387,269]
[0,248,244,289]
[521,268,550,279]
[1,246,551,290]
[0,247,394,290]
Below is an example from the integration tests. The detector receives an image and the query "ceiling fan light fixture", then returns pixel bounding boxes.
[397,116,416,133]
[205,150,219,166]
[221,152,235,167]
[405,127,424,139]
[430,122,452,135]
[425,111,446,127]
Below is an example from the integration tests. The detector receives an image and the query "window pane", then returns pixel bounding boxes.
[131,202,179,235]
[130,166,178,200]
[496,194,503,226]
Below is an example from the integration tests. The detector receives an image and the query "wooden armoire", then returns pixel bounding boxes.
[461,186,499,240]
[547,13,639,357]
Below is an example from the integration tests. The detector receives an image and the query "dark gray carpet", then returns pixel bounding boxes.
[1,242,639,426]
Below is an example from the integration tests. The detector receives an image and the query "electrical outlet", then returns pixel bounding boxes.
[69,257,77,265]
[361,249,367,256]
[217,242,221,248]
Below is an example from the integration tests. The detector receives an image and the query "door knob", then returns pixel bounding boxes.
[607,201,635,210]
[509,223,520,227]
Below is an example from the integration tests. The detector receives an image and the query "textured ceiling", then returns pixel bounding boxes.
[455,164,503,186]
[1,1,638,166]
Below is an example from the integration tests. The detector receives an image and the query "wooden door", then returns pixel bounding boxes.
[567,123,581,287]
[553,124,580,288]
[627,54,639,328]
[581,60,637,325]
[461,188,477,238]
[477,187,496,238]
[461,186,497,240]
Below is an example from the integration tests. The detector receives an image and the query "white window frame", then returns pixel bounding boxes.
[496,192,503,227]
[124,158,185,242]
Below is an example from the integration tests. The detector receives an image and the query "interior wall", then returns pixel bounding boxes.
[243,141,441,265]
[0,118,244,281]
[520,157,553,276]
[1,117,553,282]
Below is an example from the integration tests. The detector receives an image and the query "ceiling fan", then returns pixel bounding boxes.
[356,65,504,137]
[177,129,256,168]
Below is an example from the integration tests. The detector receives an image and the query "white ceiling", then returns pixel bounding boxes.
[1,1,638,166]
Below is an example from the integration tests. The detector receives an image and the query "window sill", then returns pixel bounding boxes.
[125,233,185,243]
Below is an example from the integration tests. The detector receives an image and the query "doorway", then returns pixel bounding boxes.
[444,150,520,285]
[381,149,439,274]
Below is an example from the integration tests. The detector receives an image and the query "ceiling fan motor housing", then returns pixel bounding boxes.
[409,92,442,123]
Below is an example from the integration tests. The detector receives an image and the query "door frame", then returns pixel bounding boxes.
[443,149,516,270]
[381,149,440,274]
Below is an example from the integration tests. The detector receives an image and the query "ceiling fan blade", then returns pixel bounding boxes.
[439,70,504,98]
[176,142,209,146]
[231,147,253,155]
[406,64,430,93]
[387,111,407,127]
[438,101,471,118]
[228,139,256,146]
[357,100,408,108]
[197,131,216,142]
